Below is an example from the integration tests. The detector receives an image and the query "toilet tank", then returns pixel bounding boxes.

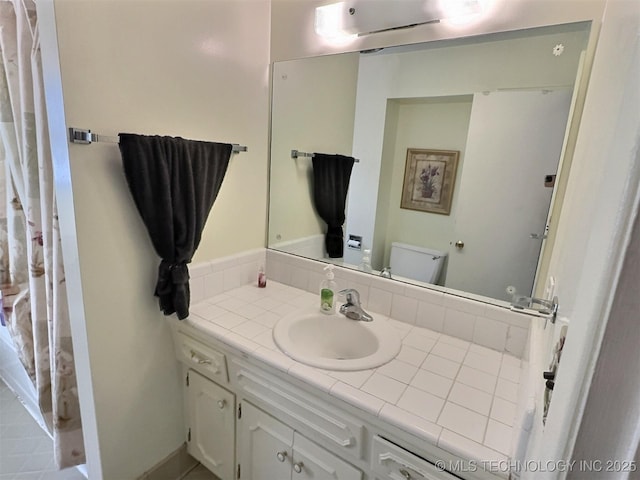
[389,242,447,284]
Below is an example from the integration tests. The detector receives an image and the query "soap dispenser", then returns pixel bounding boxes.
[319,264,337,314]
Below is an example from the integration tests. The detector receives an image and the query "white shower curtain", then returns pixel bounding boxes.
[0,0,84,468]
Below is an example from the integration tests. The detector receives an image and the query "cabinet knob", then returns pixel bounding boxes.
[293,462,304,473]
[217,399,226,409]
[276,451,287,462]
[399,469,412,479]
[454,240,465,250]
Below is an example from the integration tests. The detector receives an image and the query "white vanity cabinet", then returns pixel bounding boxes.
[186,369,236,480]
[174,329,500,480]
[238,401,363,480]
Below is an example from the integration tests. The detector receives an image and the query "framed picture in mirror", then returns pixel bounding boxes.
[400,148,459,215]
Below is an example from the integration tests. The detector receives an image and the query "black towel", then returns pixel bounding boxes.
[312,153,355,258]
[119,133,232,320]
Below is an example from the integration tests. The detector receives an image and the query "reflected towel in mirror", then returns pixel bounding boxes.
[311,153,355,258]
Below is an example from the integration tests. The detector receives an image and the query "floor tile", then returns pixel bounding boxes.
[0,380,85,479]
[183,463,217,479]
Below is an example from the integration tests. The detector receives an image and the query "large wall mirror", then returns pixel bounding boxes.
[268,22,590,304]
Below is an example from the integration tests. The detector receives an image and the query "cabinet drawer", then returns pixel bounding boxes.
[178,334,228,383]
[294,432,362,480]
[371,437,459,480]
[233,359,365,460]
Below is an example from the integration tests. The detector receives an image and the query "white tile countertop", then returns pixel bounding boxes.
[182,281,525,473]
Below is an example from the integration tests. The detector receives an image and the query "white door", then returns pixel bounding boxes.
[238,402,293,480]
[186,370,236,480]
[445,90,573,300]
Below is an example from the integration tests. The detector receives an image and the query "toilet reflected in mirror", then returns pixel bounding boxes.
[389,242,447,285]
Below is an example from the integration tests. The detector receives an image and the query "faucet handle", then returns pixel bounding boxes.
[338,288,360,305]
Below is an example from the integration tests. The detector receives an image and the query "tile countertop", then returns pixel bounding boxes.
[183,281,525,473]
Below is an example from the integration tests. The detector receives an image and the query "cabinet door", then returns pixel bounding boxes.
[293,433,362,480]
[238,401,293,480]
[187,370,236,480]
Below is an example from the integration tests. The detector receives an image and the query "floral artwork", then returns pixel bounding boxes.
[401,149,459,215]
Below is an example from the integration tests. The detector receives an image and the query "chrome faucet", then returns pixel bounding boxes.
[339,289,373,322]
[379,267,392,279]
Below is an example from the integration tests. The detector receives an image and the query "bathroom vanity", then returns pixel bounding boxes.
[172,280,529,480]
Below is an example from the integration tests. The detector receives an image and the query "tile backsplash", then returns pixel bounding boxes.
[265,249,532,359]
[188,248,531,359]
[189,248,266,304]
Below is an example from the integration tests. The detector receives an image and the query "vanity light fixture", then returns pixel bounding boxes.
[314,2,358,40]
[440,0,488,26]
[315,0,483,38]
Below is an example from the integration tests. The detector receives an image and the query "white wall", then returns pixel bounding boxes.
[343,53,398,266]
[371,100,399,271]
[269,53,358,246]
[38,0,270,478]
[379,97,473,278]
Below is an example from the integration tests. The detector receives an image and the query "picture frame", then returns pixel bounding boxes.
[400,148,460,215]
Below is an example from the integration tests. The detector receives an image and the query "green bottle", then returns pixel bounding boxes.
[319,265,337,314]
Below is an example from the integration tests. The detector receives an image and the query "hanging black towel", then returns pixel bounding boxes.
[312,153,355,258]
[119,133,232,320]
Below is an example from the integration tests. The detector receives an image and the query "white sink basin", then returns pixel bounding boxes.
[272,309,402,371]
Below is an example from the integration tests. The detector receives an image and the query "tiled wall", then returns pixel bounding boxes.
[266,249,532,359]
[269,234,325,259]
[190,248,267,304]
